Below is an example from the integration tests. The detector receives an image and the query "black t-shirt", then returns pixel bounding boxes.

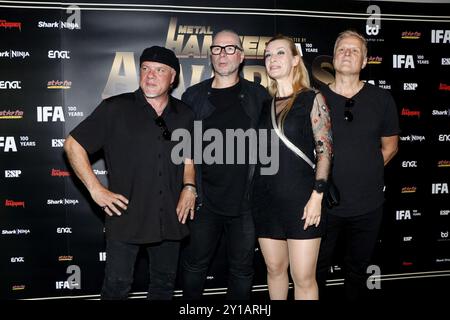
[70,89,194,243]
[201,82,251,215]
[321,83,400,216]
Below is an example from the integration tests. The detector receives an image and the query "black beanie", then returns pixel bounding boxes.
[139,46,180,76]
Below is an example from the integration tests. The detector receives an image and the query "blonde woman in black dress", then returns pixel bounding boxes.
[253,35,332,300]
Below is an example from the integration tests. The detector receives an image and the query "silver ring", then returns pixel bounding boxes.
[101,206,107,211]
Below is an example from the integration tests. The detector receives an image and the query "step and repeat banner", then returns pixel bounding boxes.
[0,0,449,299]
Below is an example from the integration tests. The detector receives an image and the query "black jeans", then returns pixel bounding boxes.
[181,206,255,300]
[317,206,383,301]
[101,239,180,300]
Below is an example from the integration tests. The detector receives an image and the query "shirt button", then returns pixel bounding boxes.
[159,190,162,195]
[158,154,161,158]
[159,208,163,212]
[158,171,162,176]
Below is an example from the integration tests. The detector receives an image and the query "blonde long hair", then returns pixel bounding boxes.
[266,34,310,131]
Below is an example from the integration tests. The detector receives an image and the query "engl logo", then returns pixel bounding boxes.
[0,19,21,31]
[431,30,450,43]
[402,160,418,168]
[0,50,30,59]
[0,110,23,119]
[401,108,420,118]
[441,231,449,239]
[442,58,450,66]
[57,227,72,234]
[403,236,413,242]
[48,50,70,59]
[10,257,24,263]
[441,210,450,216]
[5,170,21,178]
[0,81,21,89]
[47,80,72,89]
[401,31,421,39]
[438,134,450,142]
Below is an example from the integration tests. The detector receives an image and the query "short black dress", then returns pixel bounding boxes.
[252,90,331,239]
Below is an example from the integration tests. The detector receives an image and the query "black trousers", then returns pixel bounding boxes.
[181,206,255,300]
[101,239,180,300]
[317,206,383,301]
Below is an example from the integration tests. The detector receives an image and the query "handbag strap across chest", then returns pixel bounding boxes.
[270,98,316,169]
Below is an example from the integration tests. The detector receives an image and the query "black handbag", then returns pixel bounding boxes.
[324,173,340,209]
[271,98,340,209]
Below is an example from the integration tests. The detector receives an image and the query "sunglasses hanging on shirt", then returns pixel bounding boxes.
[344,98,355,122]
[154,116,172,140]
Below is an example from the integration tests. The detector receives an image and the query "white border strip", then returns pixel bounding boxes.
[21,270,450,300]
[0,1,449,22]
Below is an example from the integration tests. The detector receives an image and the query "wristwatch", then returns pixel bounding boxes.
[313,179,327,194]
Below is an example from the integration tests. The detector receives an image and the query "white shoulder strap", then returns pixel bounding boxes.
[271,98,316,169]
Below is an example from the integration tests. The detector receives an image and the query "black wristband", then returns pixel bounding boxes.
[183,183,196,189]
[313,179,327,193]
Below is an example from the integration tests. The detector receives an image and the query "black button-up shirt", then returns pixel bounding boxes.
[71,89,193,243]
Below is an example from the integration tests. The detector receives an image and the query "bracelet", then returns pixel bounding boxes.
[183,184,197,197]
[183,183,196,189]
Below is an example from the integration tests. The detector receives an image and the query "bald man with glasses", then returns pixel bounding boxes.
[180,29,270,300]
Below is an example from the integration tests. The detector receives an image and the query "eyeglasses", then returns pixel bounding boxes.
[210,45,243,55]
[154,116,171,140]
[344,99,355,122]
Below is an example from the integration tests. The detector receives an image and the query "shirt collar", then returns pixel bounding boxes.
[135,88,178,114]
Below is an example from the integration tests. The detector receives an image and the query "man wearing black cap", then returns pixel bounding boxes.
[64,46,196,300]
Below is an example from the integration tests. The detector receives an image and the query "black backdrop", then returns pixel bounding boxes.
[1,0,449,299]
